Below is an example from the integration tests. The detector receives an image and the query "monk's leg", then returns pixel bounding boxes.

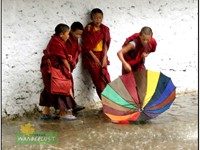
[88,67,103,99]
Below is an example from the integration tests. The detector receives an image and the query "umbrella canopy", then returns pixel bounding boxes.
[101,70,176,124]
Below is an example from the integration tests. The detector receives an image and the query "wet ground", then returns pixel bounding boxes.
[2,92,198,150]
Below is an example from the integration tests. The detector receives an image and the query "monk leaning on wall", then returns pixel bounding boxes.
[64,22,85,114]
[81,8,111,99]
[39,23,84,121]
[117,26,157,74]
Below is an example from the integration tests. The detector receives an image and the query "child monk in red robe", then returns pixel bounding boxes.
[117,26,157,74]
[66,22,83,72]
[39,23,77,120]
[82,8,111,99]
[65,22,85,113]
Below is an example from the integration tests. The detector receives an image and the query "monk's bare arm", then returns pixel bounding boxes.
[117,43,134,72]
[89,50,101,67]
[117,43,134,64]
[102,48,108,67]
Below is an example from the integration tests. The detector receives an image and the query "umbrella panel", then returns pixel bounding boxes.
[109,77,138,107]
[102,70,176,123]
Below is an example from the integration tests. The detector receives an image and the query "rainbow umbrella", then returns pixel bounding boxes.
[101,70,176,124]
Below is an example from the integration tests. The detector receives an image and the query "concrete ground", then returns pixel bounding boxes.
[2,92,198,150]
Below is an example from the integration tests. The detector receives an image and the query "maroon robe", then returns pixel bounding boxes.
[39,35,76,110]
[82,23,111,99]
[122,33,157,73]
[65,33,82,72]
[65,33,82,97]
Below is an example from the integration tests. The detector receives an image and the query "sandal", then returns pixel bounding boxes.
[59,115,77,121]
[40,114,58,120]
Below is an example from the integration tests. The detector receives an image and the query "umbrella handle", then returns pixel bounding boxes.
[138,108,144,112]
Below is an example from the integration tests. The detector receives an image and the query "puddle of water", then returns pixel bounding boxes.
[2,94,198,150]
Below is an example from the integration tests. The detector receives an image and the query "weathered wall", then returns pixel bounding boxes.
[2,0,198,117]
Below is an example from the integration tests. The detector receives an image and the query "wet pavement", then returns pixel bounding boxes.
[2,92,198,150]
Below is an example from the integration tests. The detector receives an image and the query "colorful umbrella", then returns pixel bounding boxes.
[101,70,176,124]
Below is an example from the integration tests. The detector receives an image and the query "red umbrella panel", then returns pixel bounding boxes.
[101,70,176,124]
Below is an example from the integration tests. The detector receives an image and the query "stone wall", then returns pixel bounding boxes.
[2,0,198,116]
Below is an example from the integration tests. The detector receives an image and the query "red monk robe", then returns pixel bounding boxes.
[65,32,82,97]
[122,33,157,73]
[65,32,82,72]
[82,23,111,99]
[39,35,76,110]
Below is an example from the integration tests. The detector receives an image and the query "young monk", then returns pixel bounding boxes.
[117,26,157,74]
[66,22,84,72]
[82,8,111,99]
[39,23,76,120]
[65,22,85,113]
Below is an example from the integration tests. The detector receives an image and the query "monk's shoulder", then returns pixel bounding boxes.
[102,24,109,30]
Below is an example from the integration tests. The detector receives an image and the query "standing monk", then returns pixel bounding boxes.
[117,26,157,74]
[66,22,83,72]
[82,8,111,99]
[65,22,85,114]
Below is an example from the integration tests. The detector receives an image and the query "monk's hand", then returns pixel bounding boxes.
[141,52,149,58]
[102,56,107,68]
[68,55,72,61]
[123,63,132,73]
[93,57,101,67]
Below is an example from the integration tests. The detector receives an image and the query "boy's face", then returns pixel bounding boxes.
[60,30,70,42]
[91,13,103,27]
[139,33,152,46]
[71,29,83,40]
